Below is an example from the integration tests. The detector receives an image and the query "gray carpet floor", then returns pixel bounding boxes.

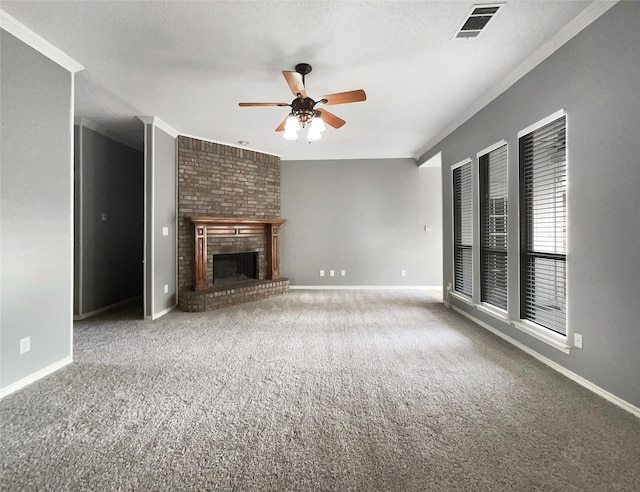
[1,289,639,491]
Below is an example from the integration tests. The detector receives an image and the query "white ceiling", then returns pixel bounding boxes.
[2,1,604,160]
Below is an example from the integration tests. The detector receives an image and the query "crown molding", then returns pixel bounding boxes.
[418,151,442,168]
[0,10,83,73]
[154,117,179,138]
[414,0,619,160]
[137,116,179,138]
[137,116,155,125]
[75,116,101,134]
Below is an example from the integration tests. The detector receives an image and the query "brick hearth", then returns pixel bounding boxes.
[178,279,289,312]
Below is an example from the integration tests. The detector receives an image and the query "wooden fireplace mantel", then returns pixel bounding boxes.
[188,216,286,291]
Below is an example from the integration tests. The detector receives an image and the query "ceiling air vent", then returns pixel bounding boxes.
[455,4,502,39]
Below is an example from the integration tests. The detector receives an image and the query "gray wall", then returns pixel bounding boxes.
[1,31,74,391]
[281,158,442,286]
[143,123,177,319]
[74,125,144,317]
[419,2,640,408]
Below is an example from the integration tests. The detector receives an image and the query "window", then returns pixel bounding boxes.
[479,142,508,311]
[519,112,567,335]
[453,160,473,297]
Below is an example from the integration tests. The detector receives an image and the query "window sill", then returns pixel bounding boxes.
[477,303,509,323]
[449,291,473,306]
[512,320,571,354]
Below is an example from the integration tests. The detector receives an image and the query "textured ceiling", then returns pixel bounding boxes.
[2,1,602,160]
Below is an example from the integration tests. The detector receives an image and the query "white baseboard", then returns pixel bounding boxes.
[289,285,442,291]
[74,295,141,320]
[146,304,176,321]
[451,305,640,419]
[0,356,73,399]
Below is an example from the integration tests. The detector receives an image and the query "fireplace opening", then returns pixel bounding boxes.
[213,252,258,285]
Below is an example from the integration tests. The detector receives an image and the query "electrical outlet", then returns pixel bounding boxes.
[329,270,335,277]
[341,270,346,277]
[401,269,407,277]
[424,225,434,232]
[164,284,169,294]
[20,336,30,355]
[574,333,583,349]
[319,270,325,277]
[162,227,169,236]
[101,213,108,222]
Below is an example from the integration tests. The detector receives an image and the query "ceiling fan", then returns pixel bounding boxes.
[239,63,367,141]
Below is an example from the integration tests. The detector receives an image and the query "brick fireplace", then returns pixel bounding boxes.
[177,136,288,311]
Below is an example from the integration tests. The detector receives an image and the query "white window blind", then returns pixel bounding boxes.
[519,115,567,335]
[453,161,473,297]
[479,144,508,310]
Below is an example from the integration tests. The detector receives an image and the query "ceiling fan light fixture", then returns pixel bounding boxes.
[310,116,326,133]
[307,114,325,141]
[283,114,300,140]
[284,115,300,131]
[283,128,298,140]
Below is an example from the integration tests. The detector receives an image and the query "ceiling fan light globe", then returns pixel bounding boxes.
[284,115,301,131]
[310,117,326,133]
[283,129,298,140]
[307,130,322,142]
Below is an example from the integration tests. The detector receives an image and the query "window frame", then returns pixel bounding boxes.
[515,109,570,350]
[451,158,473,299]
[477,140,509,315]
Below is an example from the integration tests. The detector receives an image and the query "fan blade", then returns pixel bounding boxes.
[320,89,367,106]
[317,109,346,129]
[275,115,289,132]
[239,102,290,107]
[282,71,307,98]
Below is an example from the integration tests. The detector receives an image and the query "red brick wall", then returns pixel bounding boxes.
[177,136,281,291]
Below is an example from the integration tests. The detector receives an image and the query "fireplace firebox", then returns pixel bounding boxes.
[213,252,258,285]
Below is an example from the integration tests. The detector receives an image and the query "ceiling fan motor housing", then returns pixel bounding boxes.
[291,96,317,126]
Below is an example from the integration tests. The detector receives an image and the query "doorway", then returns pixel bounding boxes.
[73,118,145,320]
